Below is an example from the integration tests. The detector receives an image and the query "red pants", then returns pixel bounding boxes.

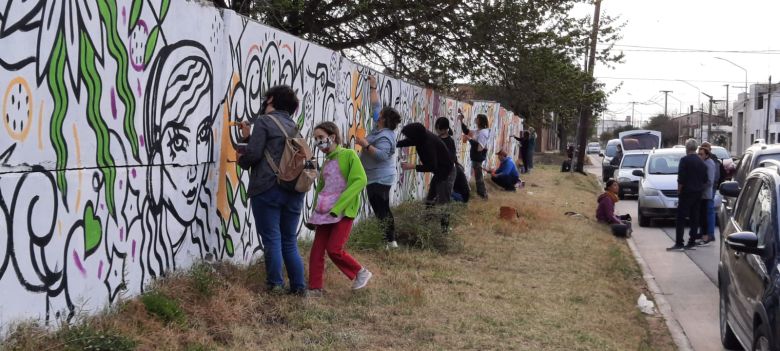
[308,218,362,289]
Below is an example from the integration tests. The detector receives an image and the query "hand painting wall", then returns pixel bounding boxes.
[0,0,522,329]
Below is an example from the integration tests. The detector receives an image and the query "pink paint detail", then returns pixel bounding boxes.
[139,135,145,147]
[73,250,87,277]
[120,227,125,241]
[132,240,137,261]
[100,203,104,210]
[136,78,142,97]
[122,7,126,24]
[110,88,117,119]
[130,20,149,72]
[98,261,104,279]
[131,168,137,178]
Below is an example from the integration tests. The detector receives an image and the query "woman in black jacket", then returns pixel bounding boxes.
[397,122,456,231]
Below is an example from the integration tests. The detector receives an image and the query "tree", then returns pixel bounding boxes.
[643,114,679,147]
[599,131,613,144]
[211,1,623,92]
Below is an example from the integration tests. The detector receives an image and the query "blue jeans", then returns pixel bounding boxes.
[698,198,715,237]
[251,185,306,291]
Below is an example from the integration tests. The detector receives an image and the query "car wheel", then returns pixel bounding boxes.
[638,206,650,227]
[719,280,741,350]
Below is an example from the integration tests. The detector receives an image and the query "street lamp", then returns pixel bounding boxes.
[714,57,748,96]
[714,56,749,154]
[677,79,702,107]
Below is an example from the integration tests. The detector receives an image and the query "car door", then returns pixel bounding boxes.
[726,176,761,339]
[739,178,776,340]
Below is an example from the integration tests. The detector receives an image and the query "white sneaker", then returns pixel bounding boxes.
[352,268,373,290]
[386,241,399,249]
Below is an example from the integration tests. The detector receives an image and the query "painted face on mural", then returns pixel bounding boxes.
[145,43,214,223]
[160,59,213,221]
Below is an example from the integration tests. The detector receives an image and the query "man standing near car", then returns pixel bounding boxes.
[668,139,708,251]
[697,142,719,245]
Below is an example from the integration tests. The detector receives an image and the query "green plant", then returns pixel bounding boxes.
[58,323,137,351]
[189,262,219,298]
[141,292,186,325]
[348,217,386,250]
[393,201,465,253]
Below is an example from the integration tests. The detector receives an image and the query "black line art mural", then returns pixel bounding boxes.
[0,1,522,330]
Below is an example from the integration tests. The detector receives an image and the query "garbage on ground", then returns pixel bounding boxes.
[637,293,656,315]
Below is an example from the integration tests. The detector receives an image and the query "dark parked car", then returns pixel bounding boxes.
[719,143,780,230]
[718,160,780,351]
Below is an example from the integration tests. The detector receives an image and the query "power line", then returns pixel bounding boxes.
[599,43,780,54]
[595,76,747,84]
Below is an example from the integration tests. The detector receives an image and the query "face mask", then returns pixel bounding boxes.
[315,136,333,151]
[260,98,269,113]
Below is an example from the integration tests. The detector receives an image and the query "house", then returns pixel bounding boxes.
[670,111,728,145]
[733,83,780,155]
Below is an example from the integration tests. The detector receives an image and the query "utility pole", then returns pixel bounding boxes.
[699,103,705,142]
[574,0,601,173]
[660,90,673,117]
[766,76,773,141]
[724,84,730,148]
[702,93,713,142]
[630,102,637,127]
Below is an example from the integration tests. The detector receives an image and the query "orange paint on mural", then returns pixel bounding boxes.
[347,70,366,150]
[2,77,33,142]
[216,102,239,220]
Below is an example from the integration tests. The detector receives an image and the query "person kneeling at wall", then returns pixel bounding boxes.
[486,149,520,191]
[596,179,633,237]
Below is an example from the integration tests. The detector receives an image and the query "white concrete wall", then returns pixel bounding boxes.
[0,0,520,329]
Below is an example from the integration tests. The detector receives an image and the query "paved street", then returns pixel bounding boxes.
[586,155,732,351]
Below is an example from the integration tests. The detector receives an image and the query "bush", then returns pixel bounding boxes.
[348,217,388,250]
[189,262,219,298]
[141,292,186,325]
[58,324,137,351]
[393,201,465,253]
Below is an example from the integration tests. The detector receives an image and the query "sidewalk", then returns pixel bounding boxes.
[586,156,724,351]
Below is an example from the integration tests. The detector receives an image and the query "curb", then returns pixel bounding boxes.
[587,160,694,351]
[626,236,694,351]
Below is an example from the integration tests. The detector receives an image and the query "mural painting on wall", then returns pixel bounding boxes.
[0,0,521,329]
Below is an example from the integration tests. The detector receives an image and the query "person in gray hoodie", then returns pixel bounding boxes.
[356,75,402,248]
[697,142,719,245]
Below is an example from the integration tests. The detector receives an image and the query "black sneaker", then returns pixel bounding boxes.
[684,243,697,250]
[666,244,685,251]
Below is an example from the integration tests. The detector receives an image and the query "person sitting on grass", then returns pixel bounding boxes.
[596,179,633,237]
[486,150,520,191]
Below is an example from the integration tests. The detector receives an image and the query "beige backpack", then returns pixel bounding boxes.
[264,115,317,193]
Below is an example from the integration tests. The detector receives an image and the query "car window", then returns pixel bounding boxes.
[620,154,648,169]
[621,133,660,151]
[712,148,730,160]
[647,154,683,174]
[735,177,761,230]
[605,144,617,157]
[746,180,773,247]
[755,153,780,168]
[735,153,753,184]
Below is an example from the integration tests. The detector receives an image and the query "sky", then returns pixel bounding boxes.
[574,0,780,126]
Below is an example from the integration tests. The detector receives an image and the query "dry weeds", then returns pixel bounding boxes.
[2,158,676,351]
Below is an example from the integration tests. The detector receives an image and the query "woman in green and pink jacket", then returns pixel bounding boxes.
[307,122,372,295]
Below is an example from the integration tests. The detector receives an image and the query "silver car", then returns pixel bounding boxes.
[612,150,649,199]
[635,148,686,227]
